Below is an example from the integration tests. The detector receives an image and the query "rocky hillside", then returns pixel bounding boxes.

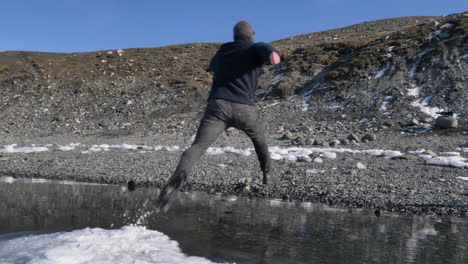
[0,12,466,137]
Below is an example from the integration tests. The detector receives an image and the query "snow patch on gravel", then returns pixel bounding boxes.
[0,144,49,154]
[375,61,391,78]
[410,95,444,118]
[425,156,468,168]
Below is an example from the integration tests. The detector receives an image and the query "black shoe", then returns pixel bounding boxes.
[156,172,186,214]
[263,171,279,185]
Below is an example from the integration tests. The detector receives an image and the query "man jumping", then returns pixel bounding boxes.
[156,21,281,213]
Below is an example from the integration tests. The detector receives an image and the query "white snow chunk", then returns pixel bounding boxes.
[425,156,468,168]
[462,54,468,60]
[375,61,391,78]
[306,169,325,175]
[0,226,220,264]
[457,177,468,181]
[357,162,367,169]
[0,176,15,183]
[164,146,180,152]
[0,145,49,154]
[284,154,298,162]
[270,152,284,160]
[388,46,395,52]
[362,149,384,156]
[407,86,421,97]
[314,157,323,163]
[383,150,403,158]
[207,147,251,157]
[380,96,393,111]
[418,154,433,160]
[440,23,454,29]
[58,146,75,151]
[322,152,337,159]
[457,147,468,153]
[111,144,138,150]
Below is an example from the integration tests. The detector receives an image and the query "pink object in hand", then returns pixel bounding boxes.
[270,51,281,65]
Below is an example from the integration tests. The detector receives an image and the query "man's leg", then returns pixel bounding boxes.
[156,101,228,213]
[233,104,274,184]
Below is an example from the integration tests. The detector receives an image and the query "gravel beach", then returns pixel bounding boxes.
[1,122,466,216]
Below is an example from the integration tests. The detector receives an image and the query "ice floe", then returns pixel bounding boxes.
[0,226,222,264]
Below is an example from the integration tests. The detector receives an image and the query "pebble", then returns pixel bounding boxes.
[357,162,367,169]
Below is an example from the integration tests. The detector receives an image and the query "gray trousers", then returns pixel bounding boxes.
[173,99,272,178]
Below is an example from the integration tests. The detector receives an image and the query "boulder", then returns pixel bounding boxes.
[305,137,314,145]
[339,139,350,146]
[347,133,360,143]
[280,131,296,140]
[435,117,458,129]
[329,140,340,147]
[298,126,311,133]
[362,133,377,142]
[429,21,440,28]
[405,118,420,127]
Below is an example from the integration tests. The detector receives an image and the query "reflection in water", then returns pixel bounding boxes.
[0,176,467,264]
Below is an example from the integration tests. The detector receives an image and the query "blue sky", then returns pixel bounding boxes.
[1,0,467,53]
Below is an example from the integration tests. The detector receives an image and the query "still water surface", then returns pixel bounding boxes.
[0,176,467,264]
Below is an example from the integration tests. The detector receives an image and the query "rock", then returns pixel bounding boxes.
[391,154,419,160]
[405,118,420,127]
[429,21,440,28]
[276,126,285,133]
[298,126,311,133]
[305,137,314,145]
[127,180,136,191]
[349,169,359,177]
[347,134,360,143]
[362,139,369,143]
[422,117,434,123]
[313,139,322,146]
[339,139,350,146]
[423,150,437,157]
[280,132,296,140]
[294,135,306,145]
[298,156,312,162]
[435,117,458,129]
[239,177,253,184]
[357,162,367,169]
[329,140,340,147]
[320,141,329,147]
[362,133,377,142]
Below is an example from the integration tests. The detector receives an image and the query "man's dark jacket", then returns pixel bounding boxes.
[207,38,279,105]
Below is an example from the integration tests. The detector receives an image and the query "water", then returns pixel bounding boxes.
[0,176,467,264]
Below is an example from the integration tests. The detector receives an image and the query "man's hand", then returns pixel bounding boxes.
[270,51,281,65]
